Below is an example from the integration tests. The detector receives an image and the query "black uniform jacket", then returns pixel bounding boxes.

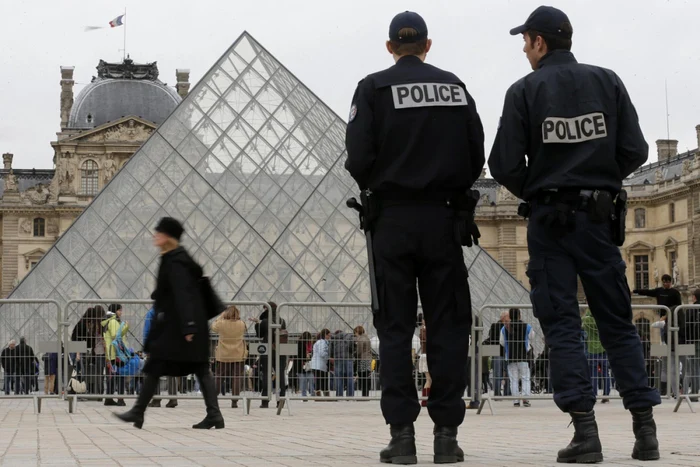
[345,55,484,194]
[488,50,648,200]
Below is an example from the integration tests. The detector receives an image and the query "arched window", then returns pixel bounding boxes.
[33,218,45,237]
[634,208,646,228]
[81,160,99,195]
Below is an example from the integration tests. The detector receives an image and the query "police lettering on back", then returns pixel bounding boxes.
[542,112,607,144]
[392,82,467,109]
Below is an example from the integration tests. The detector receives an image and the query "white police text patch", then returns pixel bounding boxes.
[542,112,607,144]
[391,83,468,109]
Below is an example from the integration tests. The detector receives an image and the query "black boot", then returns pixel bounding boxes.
[380,424,417,465]
[433,426,464,464]
[192,369,225,430]
[114,409,144,429]
[556,411,603,464]
[631,408,660,461]
[112,374,158,429]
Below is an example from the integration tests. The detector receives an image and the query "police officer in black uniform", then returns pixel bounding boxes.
[488,6,661,464]
[345,11,484,465]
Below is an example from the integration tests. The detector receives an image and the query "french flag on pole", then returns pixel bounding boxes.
[109,15,125,28]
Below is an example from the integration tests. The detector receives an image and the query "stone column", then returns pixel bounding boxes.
[2,215,19,297]
[3,153,12,170]
[176,69,190,98]
[696,125,700,152]
[60,66,75,130]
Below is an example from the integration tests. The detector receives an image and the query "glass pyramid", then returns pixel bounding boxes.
[2,32,534,349]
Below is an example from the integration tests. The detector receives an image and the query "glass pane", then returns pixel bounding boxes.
[126,151,158,185]
[184,209,216,244]
[161,152,193,186]
[140,132,174,167]
[162,189,196,221]
[127,190,160,226]
[112,249,147,288]
[143,171,177,205]
[221,250,255,288]
[93,229,128,266]
[72,208,108,245]
[111,208,144,245]
[56,229,90,265]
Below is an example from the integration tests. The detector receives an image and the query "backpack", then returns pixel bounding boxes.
[112,322,131,367]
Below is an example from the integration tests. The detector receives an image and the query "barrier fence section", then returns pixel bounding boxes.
[273,302,378,414]
[0,299,63,413]
[672,305,700,413]
[62,299,271,415]
[473,304,673,415]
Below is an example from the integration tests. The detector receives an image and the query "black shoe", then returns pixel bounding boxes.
[192,416,225,430]
[104,399,117,406]
[117,399,126,407]
[631,408,660,461]
[601,398,610,404]
[380,424,417,464]
[433,426,464,464]
[148,400,161,408]
[232,400,238,408]
[113,410,144,429]
[166,400,178,408]
[556,411,603,464]
[523,401,531,408]
[260,401,269,408]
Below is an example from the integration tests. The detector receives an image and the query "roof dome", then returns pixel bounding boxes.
[68,58,181,129]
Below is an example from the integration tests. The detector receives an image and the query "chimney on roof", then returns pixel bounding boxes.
[60,66,75,130]
[696,124,700,152]
[3,153,13,170]
[656,139,678,161]
[176,69,190,98]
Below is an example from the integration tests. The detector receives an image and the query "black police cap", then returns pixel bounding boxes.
[509,5,572,38]
[389,11,428,43]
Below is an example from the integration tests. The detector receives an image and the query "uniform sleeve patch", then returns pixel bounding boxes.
[349,104,357,122]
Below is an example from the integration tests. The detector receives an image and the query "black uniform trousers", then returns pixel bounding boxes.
[527,203,661,413]
[373,204,471,427]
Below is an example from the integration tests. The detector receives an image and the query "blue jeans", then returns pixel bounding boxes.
[335,359,354,397]
[492,356,505,396]
[587,352,611,396]
[300,371,315,396]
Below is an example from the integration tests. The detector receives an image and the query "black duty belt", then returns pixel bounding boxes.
[375,191,459,207]
[534,189,609,212]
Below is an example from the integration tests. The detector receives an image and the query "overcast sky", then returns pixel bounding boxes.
[1,0,698,172]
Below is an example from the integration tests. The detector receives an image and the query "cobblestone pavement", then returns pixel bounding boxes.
[0,397,698,466]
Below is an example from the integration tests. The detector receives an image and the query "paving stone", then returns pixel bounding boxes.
[0,398,698,465]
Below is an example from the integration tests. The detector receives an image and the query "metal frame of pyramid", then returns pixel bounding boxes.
[2,32,534,351]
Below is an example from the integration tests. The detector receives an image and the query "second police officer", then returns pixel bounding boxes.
[489,5,661,464]
[345,11,484,465]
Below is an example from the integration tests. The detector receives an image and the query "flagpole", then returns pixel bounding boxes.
[123,7,127,61]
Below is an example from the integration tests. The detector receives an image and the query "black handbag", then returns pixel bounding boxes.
[199,276,226,319]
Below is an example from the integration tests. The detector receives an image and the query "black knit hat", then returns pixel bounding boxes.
[154,217,184,241]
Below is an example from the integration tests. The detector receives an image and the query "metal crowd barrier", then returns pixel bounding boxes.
[672,305,700,413]
[473,304,673,415]
[61,299,272,415]
[273,302,381,416]
[0,299,63,413]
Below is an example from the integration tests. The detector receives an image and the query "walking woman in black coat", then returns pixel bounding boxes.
[114,217,224,429]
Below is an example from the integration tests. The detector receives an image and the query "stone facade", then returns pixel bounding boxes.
[0,59,187,297]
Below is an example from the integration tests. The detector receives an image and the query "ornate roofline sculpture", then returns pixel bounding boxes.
[94,56,159,82]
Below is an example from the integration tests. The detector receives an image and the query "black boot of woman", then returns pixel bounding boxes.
[114,373,159,429]
[192,366,225,429]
